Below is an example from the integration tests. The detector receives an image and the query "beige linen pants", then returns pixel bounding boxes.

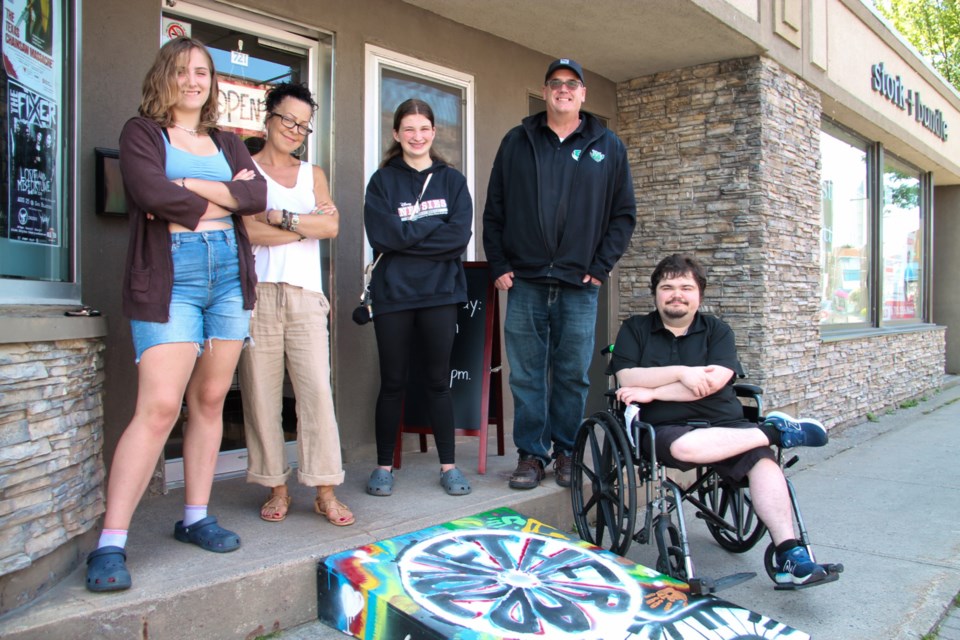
[238,282,345,487]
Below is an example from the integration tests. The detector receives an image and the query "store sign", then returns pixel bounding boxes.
[871,61,949,141]
[217,77,266,137]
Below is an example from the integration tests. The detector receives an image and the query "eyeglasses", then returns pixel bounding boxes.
[546,79,583,91]
[269,112,313,136]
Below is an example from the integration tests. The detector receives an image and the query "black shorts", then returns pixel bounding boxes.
[650,419,776,484]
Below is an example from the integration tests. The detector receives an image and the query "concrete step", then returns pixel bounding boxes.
[0,442,569,640]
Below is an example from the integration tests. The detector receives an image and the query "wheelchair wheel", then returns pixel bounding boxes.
[697,477,767,553]
[570,412,637,556]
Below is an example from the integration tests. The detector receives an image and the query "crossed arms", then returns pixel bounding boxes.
[615,364,736,405]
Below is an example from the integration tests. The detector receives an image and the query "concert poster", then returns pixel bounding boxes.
[7,79,57,245]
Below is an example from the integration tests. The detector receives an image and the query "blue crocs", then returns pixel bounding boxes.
[86,546,131,592]
[366,468,394,497]
[174,516,240,553]
[773,545,829,586]
[764,411,828,448]
[439,468,472,496]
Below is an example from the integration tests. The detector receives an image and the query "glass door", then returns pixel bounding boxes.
[159,3,331,487]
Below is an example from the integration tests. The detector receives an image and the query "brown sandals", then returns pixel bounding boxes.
[260,493,292,522]
[315,497,355,527]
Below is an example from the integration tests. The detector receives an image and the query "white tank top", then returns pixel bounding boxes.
[251,160,323,293]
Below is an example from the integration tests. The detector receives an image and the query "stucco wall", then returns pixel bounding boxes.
[617,56,944,426]
[934,185,960,374]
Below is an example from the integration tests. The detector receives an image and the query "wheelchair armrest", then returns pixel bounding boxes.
[733,383,763,397]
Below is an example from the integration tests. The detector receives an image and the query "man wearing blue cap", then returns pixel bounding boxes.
[483,58,637,490]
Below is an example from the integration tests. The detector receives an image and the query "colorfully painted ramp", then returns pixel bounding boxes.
[317,508,808,639]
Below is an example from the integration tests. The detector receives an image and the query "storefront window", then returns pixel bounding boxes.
[881,156,922,323]
[819,119,930,331]
[364,45,475,260]
[0,0,74,300]
[819,123,870,326]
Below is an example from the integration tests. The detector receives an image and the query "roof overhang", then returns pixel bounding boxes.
[401,0,765,83]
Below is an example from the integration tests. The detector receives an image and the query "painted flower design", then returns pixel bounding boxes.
[397,530,644,639]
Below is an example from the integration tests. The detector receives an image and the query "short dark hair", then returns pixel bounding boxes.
[263,82,317,118]
[650,254,707,297]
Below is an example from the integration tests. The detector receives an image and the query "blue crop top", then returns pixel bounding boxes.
[164,135,235,226]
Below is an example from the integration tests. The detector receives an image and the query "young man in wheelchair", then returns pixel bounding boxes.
[610,253,835,588]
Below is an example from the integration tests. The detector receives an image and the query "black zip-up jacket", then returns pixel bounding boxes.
[482,111,636,287]
[363,156,473,315]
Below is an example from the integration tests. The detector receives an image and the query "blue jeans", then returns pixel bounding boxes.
[130,229,250,362]
[504,279,599,466]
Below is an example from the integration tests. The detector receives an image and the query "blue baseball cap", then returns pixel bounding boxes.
[545,58,584,84]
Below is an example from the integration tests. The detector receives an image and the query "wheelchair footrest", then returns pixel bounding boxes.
[773,566,842,591]
[688,571,756,595]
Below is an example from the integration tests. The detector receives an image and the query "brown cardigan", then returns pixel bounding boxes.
[118,117,267,322]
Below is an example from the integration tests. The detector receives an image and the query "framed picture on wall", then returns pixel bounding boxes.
[95,147,126,216]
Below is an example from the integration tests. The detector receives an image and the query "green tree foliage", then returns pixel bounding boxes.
[873,0,960,90]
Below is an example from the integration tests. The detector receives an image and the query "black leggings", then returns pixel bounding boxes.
[373,304,458,466]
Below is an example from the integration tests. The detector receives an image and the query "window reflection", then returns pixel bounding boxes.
[380,68,464,169]
[881,157,922,322]
[819,125,870,325]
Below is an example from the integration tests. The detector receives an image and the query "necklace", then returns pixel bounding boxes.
[172,123,199,136]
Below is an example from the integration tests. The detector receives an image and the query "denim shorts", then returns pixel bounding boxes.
[130,229,251,362]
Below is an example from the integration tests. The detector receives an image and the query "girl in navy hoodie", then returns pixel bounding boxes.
[363,99,473,497]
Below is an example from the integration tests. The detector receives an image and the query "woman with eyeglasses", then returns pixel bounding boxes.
[86,37,266,592]
[362,98,473,498]
[236,82,354,527]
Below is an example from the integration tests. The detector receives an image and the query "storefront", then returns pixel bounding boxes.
[1,0,958,608]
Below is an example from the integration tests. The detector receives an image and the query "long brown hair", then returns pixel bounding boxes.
[381,98,447,168]
[138,37,220,134]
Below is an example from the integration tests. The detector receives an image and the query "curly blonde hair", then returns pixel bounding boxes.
[138,37,220,133]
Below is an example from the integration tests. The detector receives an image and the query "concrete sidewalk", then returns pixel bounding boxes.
[281,382,960,640]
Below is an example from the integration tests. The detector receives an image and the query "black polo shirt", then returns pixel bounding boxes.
[609,311,746,426]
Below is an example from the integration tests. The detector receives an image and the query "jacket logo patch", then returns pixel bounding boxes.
[590,149,606,163]
[571,149,582,161]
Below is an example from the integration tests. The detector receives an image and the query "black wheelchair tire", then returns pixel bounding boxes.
[654,514,687,581]
[570,411,637,557]
[697,477,768,553]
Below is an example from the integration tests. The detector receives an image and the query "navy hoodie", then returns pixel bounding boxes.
[483,111,636,287]
[363,156,473,315]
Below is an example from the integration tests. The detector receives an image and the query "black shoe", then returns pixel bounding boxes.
[554,452,572,488]
[509,456,545,490]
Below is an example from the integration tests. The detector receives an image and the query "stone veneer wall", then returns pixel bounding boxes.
[0,338,105,609]
[616,56,945,426]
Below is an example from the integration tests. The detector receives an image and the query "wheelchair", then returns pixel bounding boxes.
[569,346,843,595]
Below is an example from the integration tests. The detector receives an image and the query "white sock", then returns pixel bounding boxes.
[183,504,208,526]
[98,529,128,549]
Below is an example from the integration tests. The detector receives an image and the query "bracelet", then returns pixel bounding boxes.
[279,209,301,233]
[180,177,186,188]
